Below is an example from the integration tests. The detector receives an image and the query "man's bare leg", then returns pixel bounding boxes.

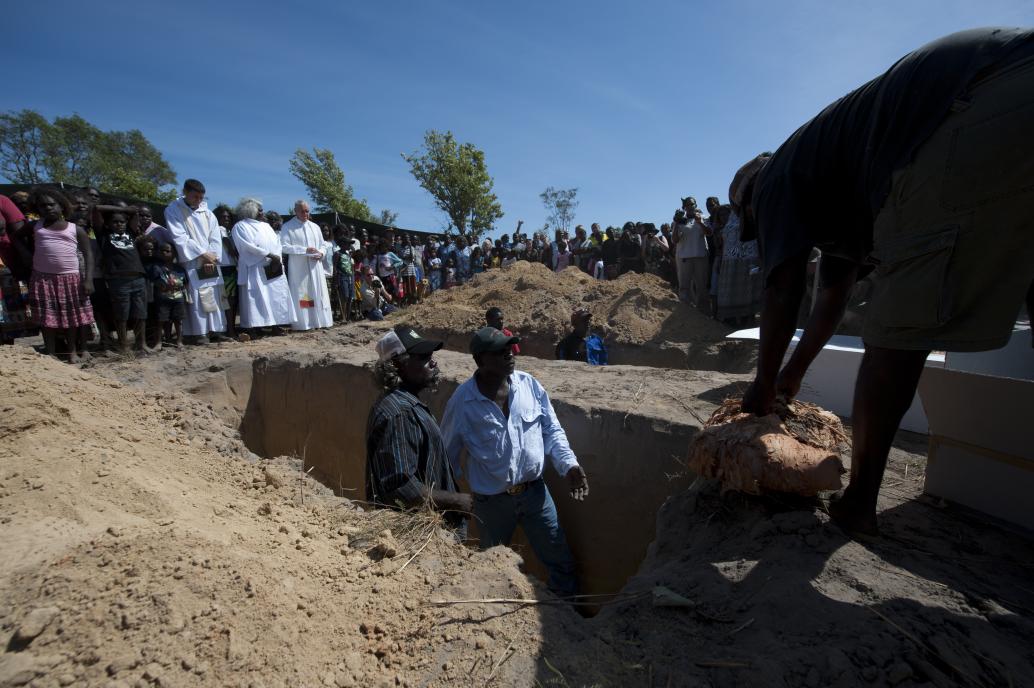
[829,345,929,536]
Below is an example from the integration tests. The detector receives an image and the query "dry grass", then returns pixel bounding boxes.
[707,398,849,451]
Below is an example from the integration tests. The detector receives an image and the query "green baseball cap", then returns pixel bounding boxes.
[470,327,520,355]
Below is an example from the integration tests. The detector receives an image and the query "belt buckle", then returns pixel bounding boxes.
[506,483,526,495]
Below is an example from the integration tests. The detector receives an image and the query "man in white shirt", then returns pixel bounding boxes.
[230,198,296,333]
[673,205,711,308]
[280,200,333,331]
[164,179,229,343]
[441,327,590,598]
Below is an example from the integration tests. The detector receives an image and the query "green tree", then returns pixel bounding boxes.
[401,130,503,237]
[288,147,373,221]
[102,168,178,204]
[0,109,178,202]
[0,109,51,183]
[378,209,399,227]
[540,186,579,235]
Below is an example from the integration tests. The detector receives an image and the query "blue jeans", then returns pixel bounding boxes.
[364,304,396,321]
[474,479,577,597]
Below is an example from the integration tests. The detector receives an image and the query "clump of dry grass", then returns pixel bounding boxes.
[707,398,849,452]
[348,499,454,572]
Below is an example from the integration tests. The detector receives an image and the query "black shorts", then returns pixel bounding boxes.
[157,299,186,323]
[106,276,147,321]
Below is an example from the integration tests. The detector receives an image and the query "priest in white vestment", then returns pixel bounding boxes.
[231,198,297,330]
[164,179,228,341]
[280,200,333,331]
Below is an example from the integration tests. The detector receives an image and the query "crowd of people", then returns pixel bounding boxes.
[0,179,759,359]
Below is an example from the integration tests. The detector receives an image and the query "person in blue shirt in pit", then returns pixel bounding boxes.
[440,327,590,598]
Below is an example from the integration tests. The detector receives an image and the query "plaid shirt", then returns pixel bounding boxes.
[366,388,456,508]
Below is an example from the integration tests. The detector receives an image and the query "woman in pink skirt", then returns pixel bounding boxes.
[27,188,95,363]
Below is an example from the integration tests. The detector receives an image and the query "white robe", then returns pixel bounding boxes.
[280,217,333,330]
[231,219,297,328]
[164,197,227,336]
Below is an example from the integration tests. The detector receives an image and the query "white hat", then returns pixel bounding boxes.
[375,330,407,362]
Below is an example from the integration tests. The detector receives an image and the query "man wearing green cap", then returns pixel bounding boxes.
[441,327,590,597]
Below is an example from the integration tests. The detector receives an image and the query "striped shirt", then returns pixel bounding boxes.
[365,388,457,508]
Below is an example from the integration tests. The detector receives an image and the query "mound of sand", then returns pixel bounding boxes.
[394,262,754,370]
[0,348,594,687]
[5,336,1033,687]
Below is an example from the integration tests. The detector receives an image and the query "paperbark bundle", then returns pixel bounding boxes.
[688,399,848,496]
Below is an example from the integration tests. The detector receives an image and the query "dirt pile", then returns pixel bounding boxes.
[4,334,1034,687]
[0,347,601,688]
[597,477,1034,687]
[688,399,848,496]
[395,261,755,371]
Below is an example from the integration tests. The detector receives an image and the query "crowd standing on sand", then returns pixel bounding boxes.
[0,179,759,358]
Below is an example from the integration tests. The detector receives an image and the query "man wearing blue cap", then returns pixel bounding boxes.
[441,327,589,597]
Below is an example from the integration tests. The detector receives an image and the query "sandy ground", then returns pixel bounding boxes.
[2,322,1033,687]
[393,261,755,370]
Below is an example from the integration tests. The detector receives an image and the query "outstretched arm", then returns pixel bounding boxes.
[741,249,809,415]
[777,254,859,398]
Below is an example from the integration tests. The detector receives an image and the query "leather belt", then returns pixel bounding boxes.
[505,480,538,495]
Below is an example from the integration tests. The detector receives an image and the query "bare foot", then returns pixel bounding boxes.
[827,490,880,538]
[78,350,92,363]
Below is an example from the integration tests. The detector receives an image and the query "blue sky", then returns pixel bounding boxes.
[6,1,1031,237]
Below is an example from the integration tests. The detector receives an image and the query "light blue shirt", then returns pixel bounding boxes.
[441,370,579,495]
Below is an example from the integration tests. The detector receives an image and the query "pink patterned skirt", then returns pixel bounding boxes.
[28,272,95,329]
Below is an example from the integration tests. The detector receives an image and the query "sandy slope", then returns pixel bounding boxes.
[0,347,594,688]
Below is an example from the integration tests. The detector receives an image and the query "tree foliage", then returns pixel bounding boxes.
[0,109,177,202]
[378,208,399,227]
[288,147,373,221]
[540,186,579,235]
[402,130,503,237]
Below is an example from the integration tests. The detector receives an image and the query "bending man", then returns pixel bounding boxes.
[735,28,1034,536]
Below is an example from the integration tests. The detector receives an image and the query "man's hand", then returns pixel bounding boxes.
[83,280,95,296]
[741,378,776,416]
[775,365,804,400]
[566,466,589,501]
[305,247,324,259]
[452,492,473,514]
[200,252,217,264]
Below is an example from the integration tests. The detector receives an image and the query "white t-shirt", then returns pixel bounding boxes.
[675,221,707,259]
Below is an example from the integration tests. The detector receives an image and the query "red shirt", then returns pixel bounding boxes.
[0,195,27,278]
[502,327,521,355]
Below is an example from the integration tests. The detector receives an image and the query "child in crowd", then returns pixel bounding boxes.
[335,234,355,322]
[501,249,517,268]
[401,252,419,305]
[471,246,485,275]
[592,247,605,280]
[426,247,442,292]
[552,240,571,272]
[444,257,457,289]
[146,242,187,348]
[135,235,162,349]
[95,206,147,354]
[26,188,95,363]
